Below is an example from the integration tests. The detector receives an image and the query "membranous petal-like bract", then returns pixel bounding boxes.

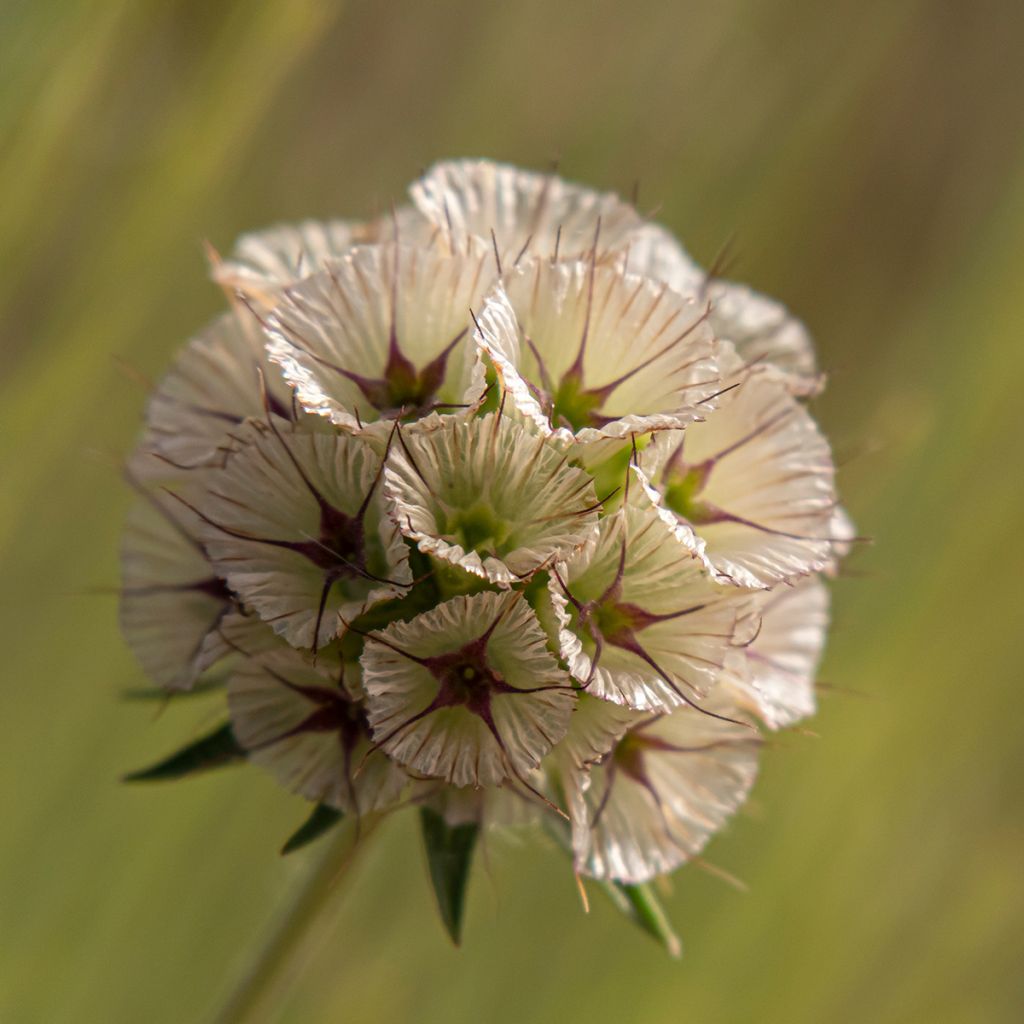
[266,239,491,433]
[638,344,838,588]
[384,411,600,583]
[473,258,720,446]
[189,417,411,652]
[361,592,576,789]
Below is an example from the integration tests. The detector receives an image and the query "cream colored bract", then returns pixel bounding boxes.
[384,411,600,583]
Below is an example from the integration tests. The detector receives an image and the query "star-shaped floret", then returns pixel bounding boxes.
[383,411,601,584]
[229,646,407,813]
[564,693,760,883]
[265,239,492,434]
[360,592,576,790]
[473,257,721,447]
[184,418,411,652]
[550,480,742,714]
[637,345,839,588]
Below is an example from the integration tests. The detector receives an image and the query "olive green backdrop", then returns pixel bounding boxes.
[2,1,1022,1022]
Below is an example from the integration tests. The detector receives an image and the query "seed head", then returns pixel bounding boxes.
[119,159,853,952]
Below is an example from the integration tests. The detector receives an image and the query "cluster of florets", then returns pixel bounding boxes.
[121,159,851,944]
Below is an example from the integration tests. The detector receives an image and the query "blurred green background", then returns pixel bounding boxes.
[2,1,1022,1021]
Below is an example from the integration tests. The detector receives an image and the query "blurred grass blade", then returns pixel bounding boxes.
[120,678,226,701]
[280,804,344,855]
[123,723,245,782]
[598,880,683,959]
[419,807,479,946]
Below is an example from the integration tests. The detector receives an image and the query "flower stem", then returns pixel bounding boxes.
[212,817,380,1024]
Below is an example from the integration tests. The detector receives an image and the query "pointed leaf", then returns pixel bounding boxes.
[280,803,344,855]
[419,807,479,946]
[544,810,683,957]
[598,879,682,958]
[123,722,245,782]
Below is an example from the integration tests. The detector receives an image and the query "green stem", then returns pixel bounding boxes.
[212,817,380,1024]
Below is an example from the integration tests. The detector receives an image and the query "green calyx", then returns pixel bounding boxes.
[662,464,715,525]
[612,730,649,783]
[552,371,605,431]
[593,600,635,642]
[445,501,512,555]
[374,340,447,418]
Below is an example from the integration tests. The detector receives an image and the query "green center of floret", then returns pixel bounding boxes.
[592,600,637,643]
[611,730,650,783]
[443,501,511,555]
[551,370,608,431]
[351,342,450,420]
[662,462,716,525]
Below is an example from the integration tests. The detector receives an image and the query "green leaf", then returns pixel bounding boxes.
[419,807,479,946]
[543,815,682,958]
[122,722,246,782]
[280,803,344,855]
[597,879,683,959]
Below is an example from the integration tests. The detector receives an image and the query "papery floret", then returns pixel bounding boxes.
[384,411,600,583]
[549,692,643,779]
[412,159,686,268]
[229,646,407,812]
[214,206,433,308]
[638,344,838,588]
[188,418,411,652]
[119,492,234,691]
[360,592,576,789]
[566,694,760,883]
[550,481,741,713]
[721,576,829,729]
[473,259,720,446]
[266,239,491,433]
[705,279,820,390]
[137,311,298,478]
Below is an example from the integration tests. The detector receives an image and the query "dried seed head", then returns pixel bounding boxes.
[120,160,853,944]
